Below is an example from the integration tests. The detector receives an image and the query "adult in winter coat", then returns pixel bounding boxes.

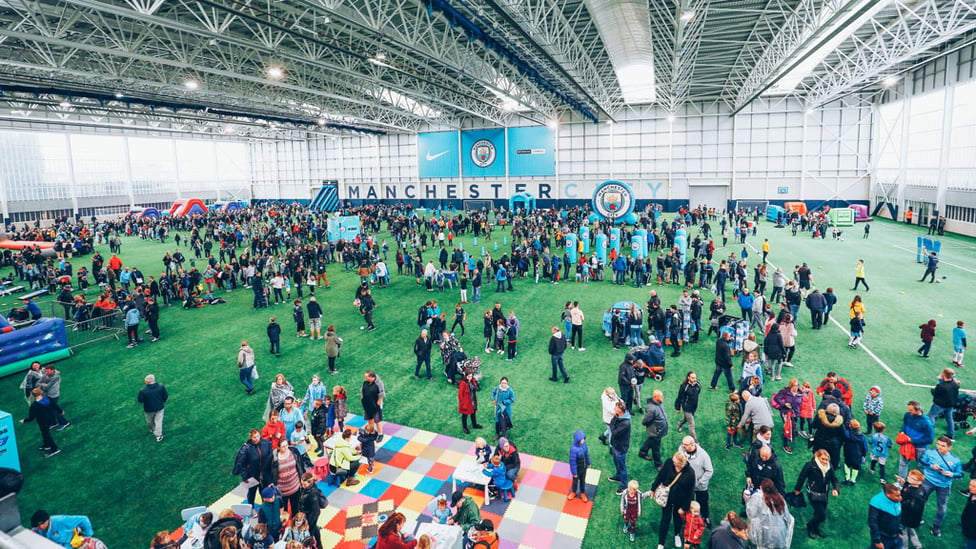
[679,436,714,525]
[568,430,590,501]
[812,403,847,470]
[299,472,326,549]
[234,429,273,505]
[674,372,701,441]
[238,341,256,394]
[746,478,794,549]
[805,290,827,330]
[917,320,937,358]
[771,379,803,455]
[548,326,570,382]
[793,449,840,539]
[638,390,669,468]
[324,326,341,374]
[898,400,935,478]
[763,323,786,381]
[707,513,749,549]
[711,331,736,392]
[650,452,697,549]
[928,368,960,440]
[21,388,60,458]
[457,371,482,434]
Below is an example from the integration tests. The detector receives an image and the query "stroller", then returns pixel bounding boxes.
[454,350,483,382]
[953,392,976,431]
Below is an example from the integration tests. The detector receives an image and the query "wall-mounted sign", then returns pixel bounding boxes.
[777,187,789,194]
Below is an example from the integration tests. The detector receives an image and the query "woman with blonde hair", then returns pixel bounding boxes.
[793,449,840,539]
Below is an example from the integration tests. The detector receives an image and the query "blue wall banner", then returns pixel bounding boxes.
[418,131,460,178]
[507,126,555,176]
[461,129,506,178]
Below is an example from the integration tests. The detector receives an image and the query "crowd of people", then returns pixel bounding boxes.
[8,201,975,549]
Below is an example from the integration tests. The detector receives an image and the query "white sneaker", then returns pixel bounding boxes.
[579,347,586,351]
[675,535,682,547]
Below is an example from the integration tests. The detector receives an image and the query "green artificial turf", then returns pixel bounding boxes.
[1,216,974,548]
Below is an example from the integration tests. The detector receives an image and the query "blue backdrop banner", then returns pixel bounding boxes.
[507,126,555,176]
[461,129,506,178]
[418,131,460,178]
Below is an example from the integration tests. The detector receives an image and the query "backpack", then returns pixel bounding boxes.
[417,306,428,327]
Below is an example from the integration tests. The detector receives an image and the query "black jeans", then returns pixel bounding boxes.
[415,355,431,378]
[571,469,587,495]
[808,500,828,532]
[570,325,583,348]
[711,366,734,391]
[639,435,663,466]
[658,504,685,546]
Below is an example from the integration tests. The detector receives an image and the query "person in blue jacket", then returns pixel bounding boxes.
[867,484,903,549]
[898,400,935,479]
[568,429,591,501]
[30,510,94,548]
[918,435,964,537]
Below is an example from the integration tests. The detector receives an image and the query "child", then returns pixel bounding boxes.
[244,523,275,549]
[332,386,347,433]
[725,392,742,450]
[482,455,515,502]
[868,421,893,483]
[358,420,379,474]
[505,318,518,361]
[483,311,494,353]
[280,512,310,545]
[568,429,590,501]
[416,534,433,549]
[863,385,884,428]
[842,419,868,486]
[494,319,506,354]
[849,312,865,348]
[474,437,493,465]
[798,381,816,439]
[682,500,706,549]
[900,470,926,549]
[954,320,968,367]
[290,421,313,469]
[747,375,763,397]
[620,479,651,543]
[431,494,451,525]
[451,302,466,336]
[293,299,306,337]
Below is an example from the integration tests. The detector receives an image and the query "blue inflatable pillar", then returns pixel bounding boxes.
[579,226,590,254]
[634,229,648,259]
[631,234,646,260]
[674,228,688,267]
[473,237,478,246]
[565,234,578,265]
[503,236,508,245]
[482,246,486,256]
[609,228,621,257]
[595,234,608,263]
[494,241,499,251]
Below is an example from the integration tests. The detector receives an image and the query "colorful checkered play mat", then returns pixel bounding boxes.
[207,415,601,548]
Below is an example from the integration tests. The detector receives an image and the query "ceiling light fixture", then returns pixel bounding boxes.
[266,66,285,80]
[882,76,900,88]
[547,119,559,130]
[114,92,124,99]
[679,10,695,22]
[666,113,676,123]
[183,79,200,90]
[58,100,71,108]
[317,118,327,126]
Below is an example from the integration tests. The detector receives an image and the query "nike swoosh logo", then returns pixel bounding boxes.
[426,150,450,161]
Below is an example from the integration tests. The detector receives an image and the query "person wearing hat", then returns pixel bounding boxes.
[257,486,283,540]
[22,296,42,320]
[469,519,499,548]
[447,491,481,536]
[138,374,168,442]
[30,510,93,546]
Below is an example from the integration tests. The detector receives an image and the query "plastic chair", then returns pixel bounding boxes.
[180,506,207,521]
[313,457,331,480]
[230,503,253,518]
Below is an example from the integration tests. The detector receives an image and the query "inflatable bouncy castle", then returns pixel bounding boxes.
[0,315,70,378]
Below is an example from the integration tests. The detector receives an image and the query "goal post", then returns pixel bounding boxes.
[734,200,769,213]
[463,199,495,212]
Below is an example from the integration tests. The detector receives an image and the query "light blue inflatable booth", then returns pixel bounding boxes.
[595,233,608,263]
[510,192,536,213]
[565,233,578,265]
[578,226,590,254]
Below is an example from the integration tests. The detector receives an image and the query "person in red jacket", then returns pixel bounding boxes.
[458,371,482,434]
[376,512,417,549]
[261,410,286,448]
[917,319,937,358]
[815,372,853,407]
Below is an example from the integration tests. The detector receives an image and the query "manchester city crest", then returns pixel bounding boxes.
[593,180,635,220]
[471,139,497,168]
